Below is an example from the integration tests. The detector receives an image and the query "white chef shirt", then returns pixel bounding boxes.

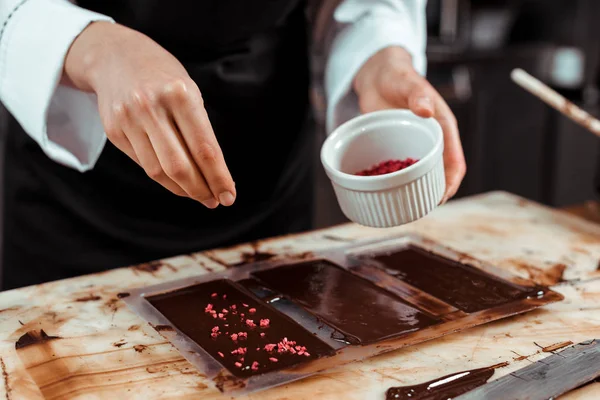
[0,0,426,172]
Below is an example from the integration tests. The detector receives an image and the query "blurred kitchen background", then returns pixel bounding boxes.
[2,0,600,232]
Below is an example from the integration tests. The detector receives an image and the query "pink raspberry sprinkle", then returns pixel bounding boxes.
[242,303,249,308]
[240,313,245,318]
[249,308,257,314]
[238,332,248,339]
[304,352,310,357]
[222,294,227,299]
[211,293,218,298]
[246,319,256,328]
[260,333,265,337]
[218,352,224,358]
[222,309,228,314]
[269,357,278,362]
[212,314,217,319]
[218,313,224,319]
[264,344,276,352]
[231,333,238,341]
[256,347,260,351]
[260,319,270,328]
[234,362,242,368]
[210,333,218,338]
[251,361,259,371]
[204,304,213,313]
[230,305,237,310]
[211,326,220,333]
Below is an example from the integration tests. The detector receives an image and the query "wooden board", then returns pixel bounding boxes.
[1,191,599,399]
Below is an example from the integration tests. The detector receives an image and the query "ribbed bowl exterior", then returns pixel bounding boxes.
[332,159,445,228]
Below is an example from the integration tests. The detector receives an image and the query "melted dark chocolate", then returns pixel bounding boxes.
[15,330,61,350]
[363,247,538,313]
[146,279,334,378]
[253,260,439,345]
[385,365,499,400]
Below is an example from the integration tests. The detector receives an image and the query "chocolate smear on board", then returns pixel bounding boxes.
[15,330,61,350]
[75,294,101,302]
[541,341,573,352]
[385,362,508,400]
[1,357,10,400]
[133,344,148,353]
[117,292,131,299]
[133,261,175,274]
[152,324,174,332]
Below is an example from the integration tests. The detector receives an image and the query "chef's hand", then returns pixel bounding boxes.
[64,22,235,209]
[354,46,466,202]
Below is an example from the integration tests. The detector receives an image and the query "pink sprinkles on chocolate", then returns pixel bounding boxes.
[205,292,313,371]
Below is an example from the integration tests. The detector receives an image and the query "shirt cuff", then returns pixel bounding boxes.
[325,9,427,134]
[0,0,113,172]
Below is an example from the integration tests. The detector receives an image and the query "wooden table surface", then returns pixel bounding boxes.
[1,191,599,400]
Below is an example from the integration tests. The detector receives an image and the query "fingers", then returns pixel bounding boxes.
[163,80,236,207]
[407,83,435,118]
[121,120,190,199]
[130,91,219,208]
[432,97,466,203]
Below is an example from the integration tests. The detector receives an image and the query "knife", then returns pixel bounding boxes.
[455,339,600,400]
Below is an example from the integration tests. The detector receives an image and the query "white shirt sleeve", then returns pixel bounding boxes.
[325,0,427,133]
[0,0,113,172]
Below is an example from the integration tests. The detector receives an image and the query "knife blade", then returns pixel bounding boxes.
[455,339,600,400]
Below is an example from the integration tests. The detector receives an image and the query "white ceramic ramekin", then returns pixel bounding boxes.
[320,109,445,228]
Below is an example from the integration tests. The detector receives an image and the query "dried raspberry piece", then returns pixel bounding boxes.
[246,319,256,328]
[222,294,227,299]
[249,308,256,314]
[218,313,224,319]
[251,361,259,371]
[211,326,219,333]
[264,344,276,352]
[259,319,270,328]
[218,352,224,358]
[242,303,249,308]
[231,333,238,341]
[238,332,248,339]
[230,305,237,310]
[204,304,213,313]
[269,357,278,362]
[260,333,265,338]
[234,362,242,368]
[211,293,218,298]
[222,309,228,314]
[212,314,217,319]
[210,333,218,338]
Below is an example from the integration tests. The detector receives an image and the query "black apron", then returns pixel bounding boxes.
[2,0,312,290]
